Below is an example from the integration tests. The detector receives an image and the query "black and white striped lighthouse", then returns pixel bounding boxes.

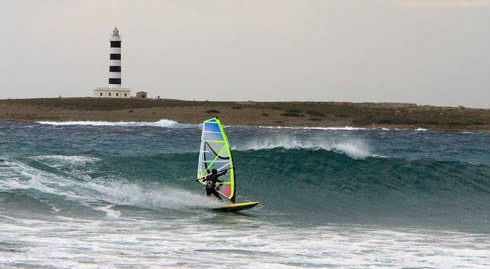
[93,27,130,98]
[109,27,122,88]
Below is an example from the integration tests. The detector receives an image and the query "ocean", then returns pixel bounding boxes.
[0,120,489,268]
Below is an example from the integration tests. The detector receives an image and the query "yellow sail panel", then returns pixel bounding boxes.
[197,118,236,202]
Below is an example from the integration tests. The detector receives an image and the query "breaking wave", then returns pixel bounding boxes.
[36,119,195,128]
[0,159,220,218]
[236,136,375,159]
[1,142,489,230]
[32,155,100,165]
[256,125,434,132]
[257,125,367,131]
[2,149,489,224]
[1,120,489,231]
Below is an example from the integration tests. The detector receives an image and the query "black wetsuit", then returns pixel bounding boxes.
[202,170,227,200]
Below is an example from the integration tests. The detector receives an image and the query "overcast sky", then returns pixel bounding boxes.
[0,0,488,108]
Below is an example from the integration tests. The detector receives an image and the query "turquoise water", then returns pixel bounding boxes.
[1,120,489,268]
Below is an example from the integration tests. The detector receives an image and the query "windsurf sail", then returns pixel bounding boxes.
[197,118,236,202]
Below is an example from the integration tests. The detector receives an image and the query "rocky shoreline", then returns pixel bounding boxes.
[0,98,488,131]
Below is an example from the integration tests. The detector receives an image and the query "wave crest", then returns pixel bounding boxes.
[89,181,222,211]
[0,159,220,217]
[32,155,100,165]
[237,136,374,159]
[257,126,367,131]
[37,119,194,128]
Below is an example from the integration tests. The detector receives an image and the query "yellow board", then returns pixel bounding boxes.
[212,201,260,212]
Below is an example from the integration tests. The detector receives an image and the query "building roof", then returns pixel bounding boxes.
[94,87,130,92]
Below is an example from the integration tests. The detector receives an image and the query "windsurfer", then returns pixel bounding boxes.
[198,169,228,200]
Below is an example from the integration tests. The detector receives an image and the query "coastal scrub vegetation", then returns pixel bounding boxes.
[281,109,304,117]
[306,110,325,117]
[1,98,488,131]
[309,117,322,121]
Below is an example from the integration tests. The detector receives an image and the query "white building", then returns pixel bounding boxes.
[93,88,130,98]
[94,27,131,98]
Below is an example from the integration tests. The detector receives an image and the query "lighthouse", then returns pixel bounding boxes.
[109,27,122,88]
[94,27,131,98]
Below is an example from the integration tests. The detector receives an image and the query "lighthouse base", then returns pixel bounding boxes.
[94,87,131,98]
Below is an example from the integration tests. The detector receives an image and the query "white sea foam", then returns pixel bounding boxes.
[33,155,100,165]
[36,120,433,133]
[0,216,487,269]
[258,125,367,131]
[95,205,121,219]
[256,125,435,132]
[333,141,374,159]
[0,160,93,202]
[37,119,194,128]
[0,159,219,214]
[238,136,374,159]
[84,180,222,210]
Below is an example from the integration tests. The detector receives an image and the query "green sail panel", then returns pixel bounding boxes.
[197,118,236,202]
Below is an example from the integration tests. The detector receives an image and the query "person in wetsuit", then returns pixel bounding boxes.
[198,168,227,200]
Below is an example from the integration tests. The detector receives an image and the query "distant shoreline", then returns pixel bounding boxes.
[0,98,488,131]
